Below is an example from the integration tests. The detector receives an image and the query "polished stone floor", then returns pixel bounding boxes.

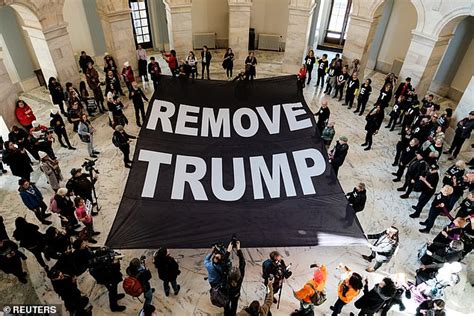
[0,50,472,315]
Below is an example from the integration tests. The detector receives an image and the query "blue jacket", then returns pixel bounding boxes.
[19,184,44,209]
[204,253,227,286]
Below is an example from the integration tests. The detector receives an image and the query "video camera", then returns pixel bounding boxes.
[82,158,99,174]
[88,247,123,268]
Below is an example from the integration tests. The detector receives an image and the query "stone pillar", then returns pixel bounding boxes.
[0,48,20,128]
[343,14,380,79]
[43,24,80,85]
[163,0,193,59]
[97,0,137,70]
[399,31,452,98]
[282,0,316,74]
[228,0,252,62]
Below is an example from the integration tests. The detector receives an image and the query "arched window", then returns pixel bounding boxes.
[324,0,352,46]
[129,0,153,48]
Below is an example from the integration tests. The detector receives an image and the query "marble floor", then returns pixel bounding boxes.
[0,51,472,315]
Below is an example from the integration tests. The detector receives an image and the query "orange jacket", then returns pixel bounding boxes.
[337,274,360,303]
[295,265,327,303]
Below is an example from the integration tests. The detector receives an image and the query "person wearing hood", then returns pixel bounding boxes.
[0,238,28,283]
[18,179,52,225]
[362,226,399,272]
[354,277,397,315]
[49,109,75,150]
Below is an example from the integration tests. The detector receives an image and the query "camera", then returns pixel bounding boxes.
[231,235,238,248]
[212,242,226,256]
[88,247,123,268]
[82,158,98,173]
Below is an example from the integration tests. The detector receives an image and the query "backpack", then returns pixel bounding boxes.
[49,196,60,213]
[262,259,273,279]
[306,283,327,306]
[123,276,144,297]
[210,285,229,307]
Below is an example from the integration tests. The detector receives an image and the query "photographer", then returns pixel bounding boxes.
[225,239,245,316]
[204,242,232,288]
[153,247,181,297]
[48,268,92,315]
[262,251,292,304]
[0,238,28,283]
[67,167,98,215]
[43,227,71,260]
[29,121,56,160]
[126,256,154,306]
[237,278,274,316]
[89,247,126,312]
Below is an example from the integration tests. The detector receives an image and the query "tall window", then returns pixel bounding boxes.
[129,0,153,48]
[325,0,352,45]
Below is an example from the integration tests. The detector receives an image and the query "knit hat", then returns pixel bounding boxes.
[124,61,129,67]
[339,136,348,142]
[32,121,39,128]
[115,125,124,132]
[70,168,81,176]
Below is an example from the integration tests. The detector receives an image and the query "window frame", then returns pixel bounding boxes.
[324,0,352,46]
[129,0,153,49]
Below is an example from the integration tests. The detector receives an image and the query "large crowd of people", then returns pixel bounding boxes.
[0,42,472,316]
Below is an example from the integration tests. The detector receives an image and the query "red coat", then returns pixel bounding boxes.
[121,66,135,83]
[15,105,36,127]
[165,54,178,70]
[298,68,307,79]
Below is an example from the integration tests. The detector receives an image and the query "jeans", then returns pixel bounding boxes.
[201,63,210,79]
[226,67,233,79]
[345,93,355,108]
[87,134,95,156]
[316,73,325,88]
[143,287,153,306]
[423,206,441,231]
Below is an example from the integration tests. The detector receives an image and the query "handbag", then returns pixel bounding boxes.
[210,285,229,308]
[79,134,90,143]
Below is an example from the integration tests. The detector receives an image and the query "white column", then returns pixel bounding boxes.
[399,31,452,98]
[282,0,316,74]
[163,0,193,59]
[228,0,252,62]
[0,47,20,128]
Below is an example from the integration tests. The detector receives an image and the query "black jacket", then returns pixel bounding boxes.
[90,261,123,285]
[129,87,149,106]
[66,174,93,199]
[355,283,393,313]
[394,82,412,98]
[50,113,66,133]
[346,188,366,212]
[48,82,65,104]
[13,222,45,249]
[455,117,474,139]
[79,55,94,71]
[331,141,349,167]
[154,255,180,282]
[315,107,330,128]
[227,249,246,299]
[400,145,418,166]
[365,108,384,132]
[201,50,212,64]
[406,159,428,179]
[113,131,136,147]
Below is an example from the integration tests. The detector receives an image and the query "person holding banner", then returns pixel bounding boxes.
[112,125,136,169]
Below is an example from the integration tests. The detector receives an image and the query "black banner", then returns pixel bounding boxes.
[106,75,366,249]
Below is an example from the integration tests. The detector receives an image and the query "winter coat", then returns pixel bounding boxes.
[154,255,180,282]
[13,222,45,249]
[365,108,384,133]
[15,105,36,127]
[367,232,398,262]
[2,148,32,177]
[237,286,273,316]
[294,265,327,303]
[330,141,349,167]
[48,82,65,104]
[346,188,366,212]
[40,159,63,190]
[19,184,43,210]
